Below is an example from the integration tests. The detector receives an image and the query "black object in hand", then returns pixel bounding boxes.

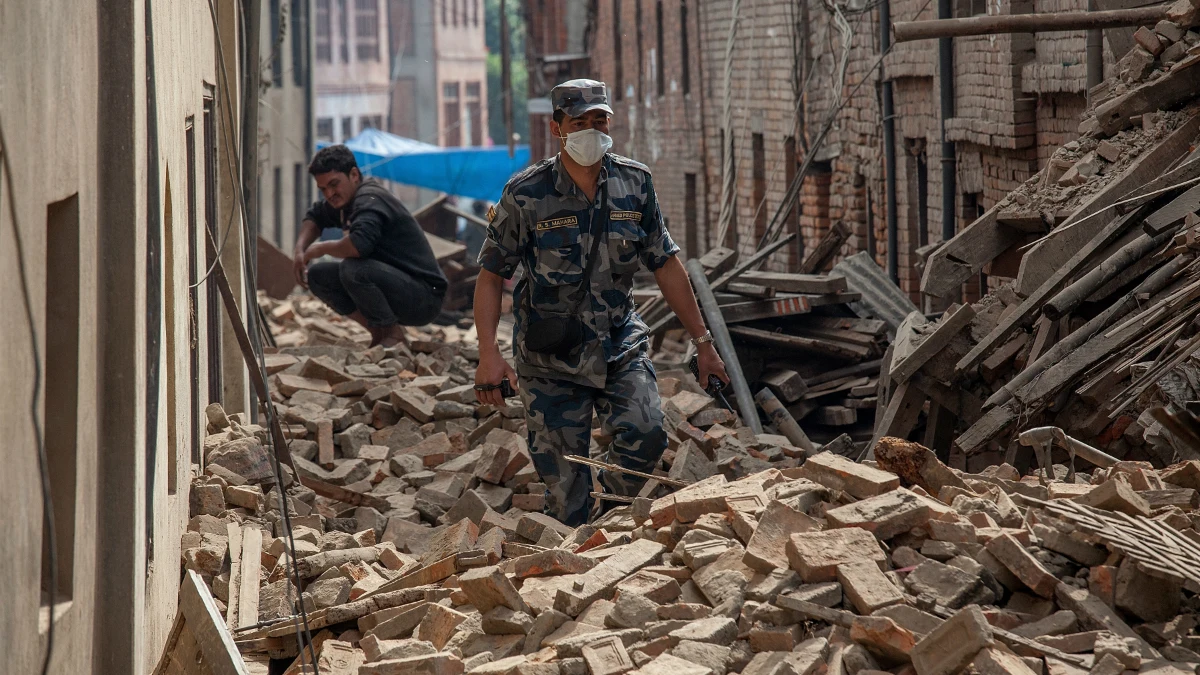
[688,354,732,409]
[474,378,516,398]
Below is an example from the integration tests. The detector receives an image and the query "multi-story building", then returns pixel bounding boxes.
[260,0,316,253]
[314,0,391,144]
[1,0,253,672]
[584,0,1120,304]
[523,0,594,161]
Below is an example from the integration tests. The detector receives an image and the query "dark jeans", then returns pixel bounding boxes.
[308,258,444,328]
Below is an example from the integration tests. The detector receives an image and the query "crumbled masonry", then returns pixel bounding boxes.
[180,293,1200,674]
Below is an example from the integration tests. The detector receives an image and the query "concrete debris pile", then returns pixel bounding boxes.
[883,12,1200,470]
[183,415,1200,675]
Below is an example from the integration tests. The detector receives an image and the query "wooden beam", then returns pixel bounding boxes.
[921,201,1024,299]
[226,523,244,629]
[799,221,850,274]
[237,526,263,629]
[718,295,812,323]
[890,304,976,383]
[1095,56,1200,136]
[893,5,1166,41]
[729,325,873,360]
[755,388,816,452]
[737,270,849,294]
[179,570,249,675]
[1143,182,1200,235]
[867,382,926,458]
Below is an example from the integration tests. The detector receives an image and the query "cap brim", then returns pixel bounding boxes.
[560,102,614,118]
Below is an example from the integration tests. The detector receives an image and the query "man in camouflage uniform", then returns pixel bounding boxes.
[472,79,729,525]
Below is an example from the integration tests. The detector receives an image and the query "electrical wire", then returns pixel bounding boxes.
[204,0,320,671]
[0,117,57,675]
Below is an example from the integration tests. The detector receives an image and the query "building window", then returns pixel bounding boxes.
[184,122,201,469]
[613,0,623,101]
[355,0,380,61]
[342,116,354,141]
[273,167,283,245]
[338,0,350,62]
[785,136,802,266]
[474,0,480,26]
[317,117,335,142]
[466,81,482,146]
[41,193,81,612]
[389,0,416,61]
[453,0,460,26]
[316,0,332,61]
[442,0,447,26]
[202,95,222,405]
[292,0,306,86]
[444,82,461,146]
[359,114,382,130]
[752,133,766,243]
[270,0,283,86]
[656,1,664,97]
[685,173,699,257]
[680,1,690,95]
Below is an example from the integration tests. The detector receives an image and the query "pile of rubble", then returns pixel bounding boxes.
[880,10,1200,469]
[184,377,1200,675]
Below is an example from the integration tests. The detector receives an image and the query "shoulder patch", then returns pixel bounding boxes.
[608,153,651,175]
[504,158,554,191]
[487,205,497,222]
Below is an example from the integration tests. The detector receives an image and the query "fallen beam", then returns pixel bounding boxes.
[893,5,1166,42]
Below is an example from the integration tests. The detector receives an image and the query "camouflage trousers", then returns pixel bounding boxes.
[519,349,667,526]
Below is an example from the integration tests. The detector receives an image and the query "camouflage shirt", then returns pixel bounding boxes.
[478,153,680,388]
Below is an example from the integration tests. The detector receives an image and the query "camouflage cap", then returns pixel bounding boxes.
[550,79,613,118]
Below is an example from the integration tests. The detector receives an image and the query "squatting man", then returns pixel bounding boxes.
[473,79,731,525]
[293,145,448,347]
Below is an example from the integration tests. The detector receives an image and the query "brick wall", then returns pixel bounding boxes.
[584,0,1100,300]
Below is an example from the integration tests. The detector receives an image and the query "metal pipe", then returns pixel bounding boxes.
[685,258,763,434]
[893,5,1166,42]
[1086,0,1104,98]
[882,0,899,283]
[938,0,956,297]
[1018,426,1120,468]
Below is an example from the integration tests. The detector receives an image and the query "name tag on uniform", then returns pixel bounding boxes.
[611,210,642,222]
[536,216,578,231]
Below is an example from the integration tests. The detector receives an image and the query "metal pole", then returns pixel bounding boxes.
[685,258,763,434]
[500,0,515,158]
[754,389,816,453]
[882,0,899,284]
[938,0,957,300]
[893,5,1166,41]
[1086,0,1104,100]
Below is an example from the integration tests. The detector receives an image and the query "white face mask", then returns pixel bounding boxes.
[561,128,612,166]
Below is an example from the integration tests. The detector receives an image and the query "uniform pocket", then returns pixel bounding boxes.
[534,225,584,286]
[608,221,642,277]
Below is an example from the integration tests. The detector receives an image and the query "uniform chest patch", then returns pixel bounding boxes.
[536,215,579,231]
[611,210,642,222]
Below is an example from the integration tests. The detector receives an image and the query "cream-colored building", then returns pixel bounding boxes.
[0,0,252,672]
[314,0,392,144]
[260,0,317,253]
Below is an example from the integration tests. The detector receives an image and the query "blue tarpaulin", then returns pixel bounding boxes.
[319,128,531,202]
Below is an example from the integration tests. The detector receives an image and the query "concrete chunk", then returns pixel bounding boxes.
[826,488,933,541]
[837,560,903,614]
[786,528,887,582]
[796,452,900,499]
[910,605,994,675]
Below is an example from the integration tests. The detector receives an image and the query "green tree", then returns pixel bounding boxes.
[485,0,530,145]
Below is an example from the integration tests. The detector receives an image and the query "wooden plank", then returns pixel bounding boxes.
[922,201,1023,299]
[179,570,249,675]
[800,316,887,335]
[813,405,857,426]
[1143,182,1200,235]
[725,282,777,298]
[1016,112,1200,296]
[1026,316,1058,367]
[226,523,244,630]
[891,304,976,383]
[698,246,738,276]
[799,220,850,273]
[997,212,1048,233]
[237,527,263,629]
[755,388,817,451]
[728,325,872,360]
[910,372,984,424]
[867,382,925,458]
[737,270,849,294]
[1095,56,1200,136]
[152,610,188,675]
[761,369,809,403]
[803,376,872,400]
[719,295,812,323]
[981,332,1029,383]
[807,359,883,386]
[792,326,879,348]
[299,476,392,511]
[923,403,959,463]
[957,205,1147,374]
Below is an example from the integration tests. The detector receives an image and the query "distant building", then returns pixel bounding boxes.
[260,0,316,252]
[314,0,391,146]
[523,0,593,160]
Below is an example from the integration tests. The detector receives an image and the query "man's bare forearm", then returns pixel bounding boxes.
[294,219,321,255]
[653,255,708,338]
[474,269,505,356]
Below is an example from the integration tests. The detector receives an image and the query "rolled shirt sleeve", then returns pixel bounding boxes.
[639,175,680,271]
[347,205,386,258]
[477,190,525,279]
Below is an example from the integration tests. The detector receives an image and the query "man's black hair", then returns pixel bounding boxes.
[553,110,567,125]
[308,144,359,176]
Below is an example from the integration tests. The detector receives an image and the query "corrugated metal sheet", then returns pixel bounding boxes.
[831,251,918,337]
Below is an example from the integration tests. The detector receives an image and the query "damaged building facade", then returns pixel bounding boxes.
[0,0,254,672]
[581,0,1127,302]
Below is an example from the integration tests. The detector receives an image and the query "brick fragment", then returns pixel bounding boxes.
[512,549,597,578]
[359,653,464,675]
[415,603,471,650]
[849,615,916,664]
[984,534,1058,598]
[910,605,994,675]
[837,560,903,614]
[1073,479,1151,517]
[786,528,888,582]
[631,652,713,675]
[972,647,1037,675]
[796,451,900,499]
[826,488,933,541]
[459,565,530,614]
[743,500,820,573]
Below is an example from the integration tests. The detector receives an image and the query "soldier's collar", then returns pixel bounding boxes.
[552,154,610,201]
